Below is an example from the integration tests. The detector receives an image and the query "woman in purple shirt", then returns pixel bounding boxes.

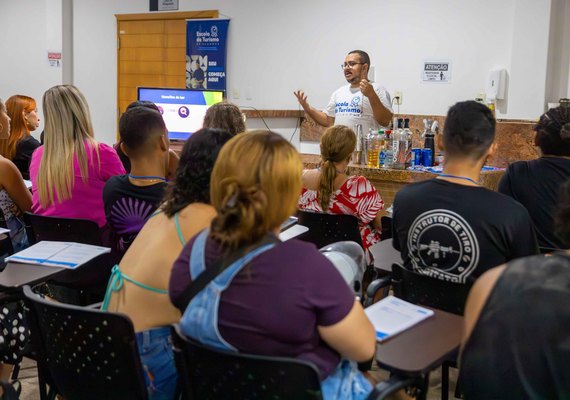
[170,131,376,399]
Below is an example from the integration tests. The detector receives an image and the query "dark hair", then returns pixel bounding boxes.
[443,100,496,160]
[203,102,245,136]
[348,50,370,66]
[126,100,159,112]
[554,180,570,247]
[534,106,570,156]
[119,106,166,157]
[161,128,233,217]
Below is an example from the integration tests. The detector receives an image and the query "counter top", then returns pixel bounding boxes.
[300,154,505,190]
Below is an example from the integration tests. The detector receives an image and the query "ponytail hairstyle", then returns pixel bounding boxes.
[318,125,356,211]
[1,95,37,159]
[534,106,570,156]
[209,130,302,251]
[38,85,97,208]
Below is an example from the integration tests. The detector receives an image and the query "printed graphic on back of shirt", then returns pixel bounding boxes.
[407,209,480,283]
[110,197,156,250]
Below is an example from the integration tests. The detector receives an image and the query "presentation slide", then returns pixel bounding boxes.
[138,88,223,141]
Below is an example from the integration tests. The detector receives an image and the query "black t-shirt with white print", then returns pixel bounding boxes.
[392,179,539,285]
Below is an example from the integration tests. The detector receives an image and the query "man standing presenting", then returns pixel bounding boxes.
[294,50,393,133]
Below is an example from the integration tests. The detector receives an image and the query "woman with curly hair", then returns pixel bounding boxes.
[101,127,233,399]
[202,101,246,136]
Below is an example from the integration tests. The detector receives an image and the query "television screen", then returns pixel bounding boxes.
[137,87,224,141]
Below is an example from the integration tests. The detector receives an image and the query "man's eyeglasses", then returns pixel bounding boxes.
[341,62,364,70]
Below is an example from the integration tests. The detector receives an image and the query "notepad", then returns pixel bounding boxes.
[0,227,10,235]
[364,296,434,342]
[5,241,110,269]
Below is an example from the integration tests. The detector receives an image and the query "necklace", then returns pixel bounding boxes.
[128,174,167,183]
[437,173,480,185]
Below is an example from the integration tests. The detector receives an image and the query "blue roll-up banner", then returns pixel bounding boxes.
[186,19,230,92]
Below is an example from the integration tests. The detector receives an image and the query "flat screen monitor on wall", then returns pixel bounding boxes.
[137,87,224,141]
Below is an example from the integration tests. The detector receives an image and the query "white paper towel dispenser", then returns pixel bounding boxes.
[486,68,506,100]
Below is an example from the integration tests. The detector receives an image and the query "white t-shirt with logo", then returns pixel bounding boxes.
[324,83,392,134]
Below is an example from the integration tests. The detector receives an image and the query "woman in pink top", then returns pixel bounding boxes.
[30,85,125,227]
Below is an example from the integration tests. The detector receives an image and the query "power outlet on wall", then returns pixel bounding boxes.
[394,91,403,105]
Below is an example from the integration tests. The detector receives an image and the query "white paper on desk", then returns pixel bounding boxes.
[364,296,434,342]
[0,227,10,234]
[5,241,110,269]
[279,224,308,241]
[23,180,32,189]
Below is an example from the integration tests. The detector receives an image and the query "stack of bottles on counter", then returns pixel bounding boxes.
[359,118,413,169]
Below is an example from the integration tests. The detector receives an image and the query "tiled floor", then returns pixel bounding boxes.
[17,358,460,399]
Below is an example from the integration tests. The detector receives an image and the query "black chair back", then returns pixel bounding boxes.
[170,324,323,400]
[380,216,392,240]
[391,264,472,315]
[23,285,148,400]
[23,212,102,246]
[296,210,363,249]
[0,208,14,270]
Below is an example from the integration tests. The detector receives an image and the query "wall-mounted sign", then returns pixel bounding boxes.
[149,0,179,11]
[186,20,230,92]
[422,60,451,83]
[48,52,62,68]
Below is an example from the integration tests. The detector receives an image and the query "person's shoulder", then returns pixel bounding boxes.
[395,179,434,198]
[344,175,376,193]
[482,189,531,217]
[331,84,351,96]
[97,141,119,156]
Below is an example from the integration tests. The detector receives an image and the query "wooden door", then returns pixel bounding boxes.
[116,11,218,138]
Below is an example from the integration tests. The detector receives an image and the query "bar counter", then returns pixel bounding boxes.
[301,154,505,207]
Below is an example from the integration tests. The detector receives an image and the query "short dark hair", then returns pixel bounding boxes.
[119,106,166,158]
[161,128,233,217]
[126,100,159,112]
[534,106,570,156]
[443,100,496,160]
[203,102,245,136]
[554,180,570,247]
[348,50,370,66]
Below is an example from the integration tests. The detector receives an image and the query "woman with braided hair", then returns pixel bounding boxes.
[298,125,384,262]
[498,105,570,250]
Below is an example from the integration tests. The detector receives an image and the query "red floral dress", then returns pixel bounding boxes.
[298,175,384,261]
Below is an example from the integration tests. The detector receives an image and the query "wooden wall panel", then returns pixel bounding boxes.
[116,10,219,139]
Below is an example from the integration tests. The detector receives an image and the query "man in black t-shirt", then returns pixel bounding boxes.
[393,101,538,286]
[498,106,570,250]
[103,106,170,261]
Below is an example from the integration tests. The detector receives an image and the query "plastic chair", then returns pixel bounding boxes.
[296,210,363,249]
[23,212,103,246]
[171,324,417,400]
[22,212,112,303]
[366,264,471,400]
[22,285,148,400]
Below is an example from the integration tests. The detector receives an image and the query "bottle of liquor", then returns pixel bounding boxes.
[366,129,381,168]
[402,118,413,167]
[392,118,406,169]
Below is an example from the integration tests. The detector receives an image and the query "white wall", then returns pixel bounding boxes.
[0,0,560,147]
[0,0,63,138]
[545,0,570,105]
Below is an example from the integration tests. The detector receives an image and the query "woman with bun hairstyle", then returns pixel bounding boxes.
[170,131,376,399]
[1,95,41,180]
[298,125,384,263]
[498,106,570,250]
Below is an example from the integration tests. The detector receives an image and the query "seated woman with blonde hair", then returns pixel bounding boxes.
[29,85,125,228]
[102,128,233,399]
[170,131,377,399]
[298,125,384,262]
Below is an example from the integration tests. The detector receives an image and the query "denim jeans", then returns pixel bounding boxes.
[135,326,178,400]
